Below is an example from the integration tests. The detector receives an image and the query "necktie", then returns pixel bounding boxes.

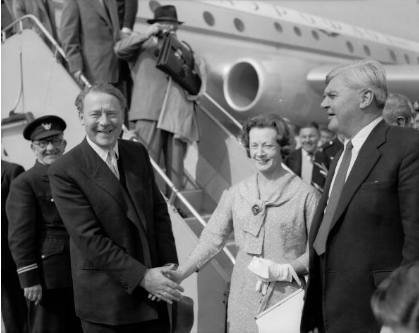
[313,141,353,255]
[106,150,119,180]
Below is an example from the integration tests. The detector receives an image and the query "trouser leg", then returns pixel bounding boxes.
[1,268,28,333]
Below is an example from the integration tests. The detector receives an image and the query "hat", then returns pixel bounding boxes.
[147,5,184,25]
[171,296,194,333]
[23,115,66,141]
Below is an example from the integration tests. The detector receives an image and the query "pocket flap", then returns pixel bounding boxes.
[41,243,64,260]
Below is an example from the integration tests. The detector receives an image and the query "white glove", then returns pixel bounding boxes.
[248,257,301,286]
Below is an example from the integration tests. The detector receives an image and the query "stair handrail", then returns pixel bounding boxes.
[202,93,243,129]
[2,14,67,61]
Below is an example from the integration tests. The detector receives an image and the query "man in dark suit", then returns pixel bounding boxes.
[49,83,183,333]
[1,159,27,333]
[301,59,419,333]
[285,122,330,192]
[60,0,120,85]
[6,116,82,333]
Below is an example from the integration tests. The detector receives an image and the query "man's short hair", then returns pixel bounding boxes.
[299,122,320,134]
[383,93,414,126]
[75,83,127,113]
[326,58,388,109]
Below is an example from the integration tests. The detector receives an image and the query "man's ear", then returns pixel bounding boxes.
[30,142,36,153]
[396,116,406,127]
[78,112,84,125]
[360,90,374,109]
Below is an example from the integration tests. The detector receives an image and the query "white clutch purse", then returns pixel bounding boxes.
[255,282,305,333]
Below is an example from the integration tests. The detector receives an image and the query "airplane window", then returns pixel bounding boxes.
[363,45,371,56]
[293,27,302,37]
[404,54,410,64]
[274,22,283,33]
[389,50,397,62]
[312,30,319,40]
[203,11,215,26]
[346,41,354,53]
[234,18,245,32]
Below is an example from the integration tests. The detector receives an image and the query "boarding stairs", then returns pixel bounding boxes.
[1,15,257,333]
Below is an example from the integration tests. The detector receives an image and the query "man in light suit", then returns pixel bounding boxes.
[60,0,120,85]
[114,4,207,191]
[49,84,183,333]
[301,59,419,333]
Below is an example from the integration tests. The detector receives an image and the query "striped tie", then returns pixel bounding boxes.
[106,150,119,180]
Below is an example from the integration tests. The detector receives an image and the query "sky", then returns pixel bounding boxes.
[267,0,419,43]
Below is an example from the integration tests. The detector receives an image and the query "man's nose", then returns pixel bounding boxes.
[98,113,110,125]
[46,141,55,150]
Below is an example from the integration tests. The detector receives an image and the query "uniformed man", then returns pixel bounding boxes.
[6,115,82,333]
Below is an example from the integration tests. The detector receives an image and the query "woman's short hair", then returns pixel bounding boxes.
[239,113,293,159]
[371,262,419,332]
[326,58,388,109]
[75,83,127,113]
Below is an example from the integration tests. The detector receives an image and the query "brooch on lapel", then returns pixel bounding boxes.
[251,204,261,216]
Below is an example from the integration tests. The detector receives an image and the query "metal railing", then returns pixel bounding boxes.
[2,15,236,265]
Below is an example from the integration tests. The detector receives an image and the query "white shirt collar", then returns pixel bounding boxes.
[85,136,119,163]
[344,116,382,155]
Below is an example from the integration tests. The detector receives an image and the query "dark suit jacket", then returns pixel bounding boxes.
[60,0,120,83]
[301,121,419,333]
[1,160,24,270]
[284,148,330,191]
[49,139,178,325]
[6,161,72,289]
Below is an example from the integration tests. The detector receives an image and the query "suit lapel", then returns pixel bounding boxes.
[80,140,132,218]
[88,0,113,31]
[330,121,387,231]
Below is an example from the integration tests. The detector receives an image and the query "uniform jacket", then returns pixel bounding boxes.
[320,137,344,161]
[60,0,120,83]
[49,138,178,325]
[301,121,419,333]
[6,161,72,289]
[1,160,25,270]
[115,32,207,143]
[284,148,330,192]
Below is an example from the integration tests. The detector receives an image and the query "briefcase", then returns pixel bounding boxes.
[156,32,202,96]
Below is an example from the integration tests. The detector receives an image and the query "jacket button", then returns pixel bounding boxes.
[50,198,54,202]
[41,255,46,259]
[124,285,128,290]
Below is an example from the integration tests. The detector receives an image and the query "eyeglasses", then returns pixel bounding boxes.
[33,138,63,148]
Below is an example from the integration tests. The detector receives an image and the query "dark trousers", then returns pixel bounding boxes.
[80,303,170,333]
[1,268,28,333]
[27,288,82,333]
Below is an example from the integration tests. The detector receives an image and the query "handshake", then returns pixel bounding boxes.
[139,264,185,304]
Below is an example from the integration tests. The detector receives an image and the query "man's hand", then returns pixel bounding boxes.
[147,23,162,39]
[140,266,184,304]
[24,284,42,305]
[72,70,85,87]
